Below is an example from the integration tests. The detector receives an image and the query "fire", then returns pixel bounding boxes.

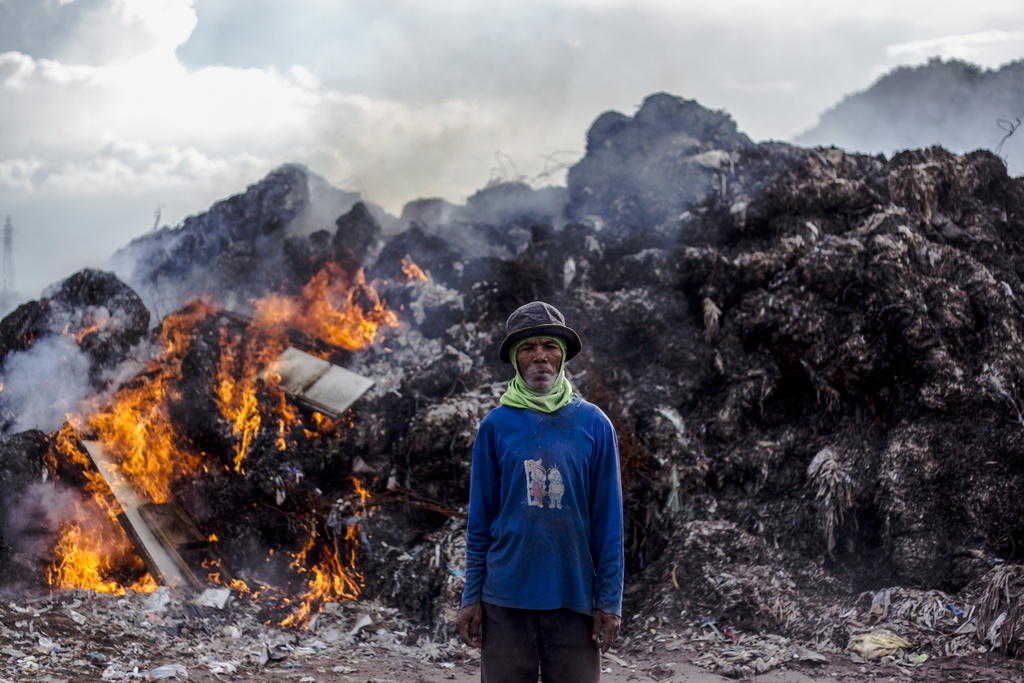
[46,497,154,595]
[253,263,398,351]
[401,257,428,283]
[275,391,300,450]
[202,557,224,585]
[87,370,200,503]
[49,304,214,592]
[279,530,362,628]
[55,423,120,523]
[131,572,159,593]
[82,304,210,503]
[60,311,112,345]
[310,411,338,433]
[46,264,398,619]
[215,327,283,472]
[47,522,126,594]
[277,477,370,627]
[351,477,372,506]
[218,262,396,472]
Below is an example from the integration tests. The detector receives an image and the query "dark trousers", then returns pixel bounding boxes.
[480,602,599,683]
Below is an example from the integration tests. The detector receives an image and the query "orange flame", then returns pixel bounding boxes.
[277,478,370,627]
[279,531,362,628]
[48,264,399,608]
[49,304,214,592]
[215,327,281,472]
[45,497,154,595]
[130,572,159,593]
[47,522,126,594]
[60,311,111,345]
[81,304,211,503]
[401,257,428,283]
[253,263,398,351]
[351,477,371,506]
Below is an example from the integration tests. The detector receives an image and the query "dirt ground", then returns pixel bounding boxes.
[199,643,1024,683]
[5,592,1024,682]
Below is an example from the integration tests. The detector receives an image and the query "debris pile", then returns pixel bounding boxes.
[0,587,460,681]
[1,91,1024,678]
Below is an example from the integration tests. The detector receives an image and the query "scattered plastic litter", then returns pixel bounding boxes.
[848,629,914,659]
[148,663,188,679]
[0,591,462,681]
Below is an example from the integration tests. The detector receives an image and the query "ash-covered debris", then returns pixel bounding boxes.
[638,520,848,641]
[111,165,395,315]
[398,181,564,261]
[0,268,148,370]
[676,147,1024,589]
[567,92,754,231]
[3,91,1024,678]
[0,588,461,681]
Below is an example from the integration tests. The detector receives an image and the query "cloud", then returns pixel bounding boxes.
[0,0,196,65]
[0,1,539,295]
[0,50,506,203]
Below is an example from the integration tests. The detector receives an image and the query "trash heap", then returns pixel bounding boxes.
[2,92,1024,678]
[0,587,461,681]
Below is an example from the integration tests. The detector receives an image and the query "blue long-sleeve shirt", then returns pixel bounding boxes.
[460,396,624,616]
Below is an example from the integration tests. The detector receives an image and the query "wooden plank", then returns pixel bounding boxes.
[81,440,191,590]
[138,503,207,590]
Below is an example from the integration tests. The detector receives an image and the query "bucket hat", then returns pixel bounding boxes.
[498,301,582,363]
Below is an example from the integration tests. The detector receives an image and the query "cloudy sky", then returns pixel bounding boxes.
[1,0,1023,298]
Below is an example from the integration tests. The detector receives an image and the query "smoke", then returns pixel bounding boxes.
[0,335,95,433]
[7,0,1024,298]
[5,482,80,545]
[797,58,1024,175]
[107,164,383,318]
[0,481,79,593]
[288,171,365,237]
[397,182,567,260]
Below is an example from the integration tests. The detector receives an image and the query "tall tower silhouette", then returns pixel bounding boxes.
[1,215,13,295]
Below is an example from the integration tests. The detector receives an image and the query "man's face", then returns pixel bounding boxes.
[516,337,563,392]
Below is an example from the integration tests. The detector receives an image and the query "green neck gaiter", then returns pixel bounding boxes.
[499,336,574,413]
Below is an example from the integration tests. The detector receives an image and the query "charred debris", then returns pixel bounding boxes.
[2,92,1024,674]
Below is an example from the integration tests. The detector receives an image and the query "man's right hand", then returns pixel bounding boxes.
[456,603,483,648]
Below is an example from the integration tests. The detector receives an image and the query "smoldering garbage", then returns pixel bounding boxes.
[1,92,1024,680]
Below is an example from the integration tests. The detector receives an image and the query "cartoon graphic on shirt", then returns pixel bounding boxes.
[546,466,564,509]
[524,458,547,507]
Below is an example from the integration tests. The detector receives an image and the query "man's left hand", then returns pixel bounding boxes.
[591,610,621,653]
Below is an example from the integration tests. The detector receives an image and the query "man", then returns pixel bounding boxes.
[456,301,624,682]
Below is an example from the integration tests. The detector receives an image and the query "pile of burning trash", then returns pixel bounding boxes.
[3,92,1024,678]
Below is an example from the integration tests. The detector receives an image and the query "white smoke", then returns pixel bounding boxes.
[9,482,80,534]
[797,58,1024,175]
[0,335,95,433]
[1,481,81,592]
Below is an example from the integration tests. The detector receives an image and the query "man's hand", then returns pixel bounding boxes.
[592,610,621,653]
[456,603,483,648]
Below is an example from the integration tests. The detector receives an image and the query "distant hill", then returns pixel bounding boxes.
[798,58,1024,176]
